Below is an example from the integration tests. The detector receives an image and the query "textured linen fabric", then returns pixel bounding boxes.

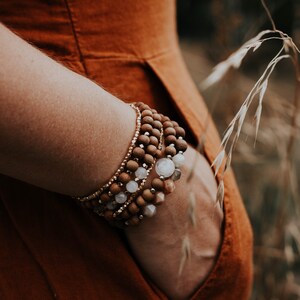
[0,1,253,299]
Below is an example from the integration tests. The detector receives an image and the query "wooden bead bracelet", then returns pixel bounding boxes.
[76,103,163,212]
[74,102,187,227]
[114,102,187,227]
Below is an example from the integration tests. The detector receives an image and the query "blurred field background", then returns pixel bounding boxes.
[176,0,300,299]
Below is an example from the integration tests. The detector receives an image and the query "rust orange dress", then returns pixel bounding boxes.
[0,1,253,299]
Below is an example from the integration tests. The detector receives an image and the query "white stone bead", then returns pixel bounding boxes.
[155,158,175,178]
[143,204,156,217]
[135,167,148,179]
[172,153,185,168]
[115,192,127,204]
[126,180,139,193]
[155,192,165,204]
[106,201,117,210]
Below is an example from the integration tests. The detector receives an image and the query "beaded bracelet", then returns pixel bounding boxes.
[74,102,187,228]
[76,104,163,213]
[92,105,164,223]
[75,104,142,204]
[113,103,187,226]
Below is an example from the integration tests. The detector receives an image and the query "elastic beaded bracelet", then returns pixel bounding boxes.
[121,111,187,226]
[112,126,164,219]
[98,107,164,221]
[107,103,187,227]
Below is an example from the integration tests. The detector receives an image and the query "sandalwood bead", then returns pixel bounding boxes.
[137,134,150,145]
[176,139,188,152]
[132,147,145,159]
[120,209,130,219]
[91,199,100,206]
[155,149,164,158]
[151,109,158,114]
[165,135,177,145]
[136,195,147,207]
[146,144,157,156]
[128,216,140,226]
[163,121,173,129]
[127,160,139,171]
[161,115,170,122]
[144,154,154,165]
[141,123,153,133]
[104,210,114,221]
[140,104,150,111]
[118,172,131,183]
[152,113,162,121]
[152,128,161,139]
[142,116,153,124]
[151,178,164,190]
[164,127,176,136]
[164,179,176,194]
[172,121,179,127]
[141,109,153,117]
[152,120,162,130]
[100,193,110,203]
[175,126,186,138]
[128,202,140,214]
[149,136,159,146]
[165,145,176,156]
[142,189,155,202]
[109,183,121,195]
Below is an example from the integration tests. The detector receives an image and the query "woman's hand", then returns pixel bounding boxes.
[125,145,224,299]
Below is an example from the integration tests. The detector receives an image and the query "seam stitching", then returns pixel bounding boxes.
[57,48,177,64]
[63,0,88,76]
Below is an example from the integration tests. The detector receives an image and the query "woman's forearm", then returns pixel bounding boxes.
[0,24,223,299]
[0,24,136,196]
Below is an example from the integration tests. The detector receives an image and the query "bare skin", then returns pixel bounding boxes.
[0,24,223,299]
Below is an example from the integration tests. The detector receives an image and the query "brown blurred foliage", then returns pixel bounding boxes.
[177,1,300,299]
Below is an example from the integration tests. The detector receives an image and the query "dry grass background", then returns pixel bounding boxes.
[178,1,300,298]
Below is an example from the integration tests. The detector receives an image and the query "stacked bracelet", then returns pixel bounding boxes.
[75,102,187,227]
